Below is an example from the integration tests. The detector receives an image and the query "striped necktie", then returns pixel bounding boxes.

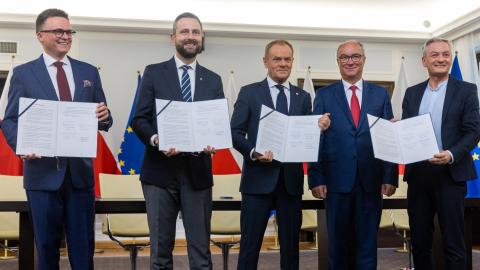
[180,65,192,102]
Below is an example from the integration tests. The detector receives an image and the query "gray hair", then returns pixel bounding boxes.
[336,40,365,57]
[422,37,452,56]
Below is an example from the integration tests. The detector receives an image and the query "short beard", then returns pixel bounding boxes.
[176,40,202,59]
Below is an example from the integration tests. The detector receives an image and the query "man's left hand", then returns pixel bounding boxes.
[318,113,331,131]
[203,145,216,155]
[96,102,109,122]
[381,184,396,197]
[429,151,452,165]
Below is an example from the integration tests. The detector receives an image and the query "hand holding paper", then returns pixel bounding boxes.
[367,113,439,164]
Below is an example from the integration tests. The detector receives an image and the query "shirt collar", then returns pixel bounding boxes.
[174,54,197,71]
[342,79,363,92]
[267,75,290,91]
[42,52,70,67]
[427,79,448,92]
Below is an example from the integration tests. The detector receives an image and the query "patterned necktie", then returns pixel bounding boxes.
[349,85,360,128]
[53,61,72,101]
[275,84,288,115]
[180,65,192,102]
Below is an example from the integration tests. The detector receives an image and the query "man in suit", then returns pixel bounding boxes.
[132,12,223,270]
[308,40,398,270]
[231,40,330,270]
[402,38,480,270]
[1,9,112,270]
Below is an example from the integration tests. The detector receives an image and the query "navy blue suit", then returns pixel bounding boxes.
[402,77,480,269]
[2,55,112,270]
[308,80,397,270]
[231,79,311,270]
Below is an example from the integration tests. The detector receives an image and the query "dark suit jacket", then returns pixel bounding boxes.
[231,79,311,196]
[402,77,480,182]
[2,55,112,191]
[308,80,398,193]
[132,57,224,190]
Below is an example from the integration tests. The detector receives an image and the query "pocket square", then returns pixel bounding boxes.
[83,80,92,87]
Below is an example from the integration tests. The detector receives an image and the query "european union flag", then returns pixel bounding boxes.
[117,74,144,175]
[451,53,480,197]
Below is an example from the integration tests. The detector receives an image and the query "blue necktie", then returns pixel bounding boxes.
[275,84,288,115]
[180,65,192,102]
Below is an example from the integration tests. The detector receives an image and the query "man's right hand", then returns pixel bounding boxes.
[253,150,273,162]
[20,153,41,160]
[162,148,180,157]
[311,185,327,199]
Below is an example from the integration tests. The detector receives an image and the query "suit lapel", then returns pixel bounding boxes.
[412,80,429,116]
[288,83,300,115]
[32,55,58,101]
[69,57,83,101]
[357,81,371,131]
[260,79,275,109]
[441,77,456,124]
[164,57,183,101]
[193,64,206,101]
[333,81,355,127]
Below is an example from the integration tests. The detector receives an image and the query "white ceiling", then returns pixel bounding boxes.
[1,0,479,35]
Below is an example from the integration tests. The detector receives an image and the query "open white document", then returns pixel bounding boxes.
[155,98,232,152]
[16,98,98,157]
[255,105,321,162]
[367,113,439,164]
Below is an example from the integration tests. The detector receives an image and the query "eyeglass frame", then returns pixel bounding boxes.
[39,29,77,38]
[337,54,364,63]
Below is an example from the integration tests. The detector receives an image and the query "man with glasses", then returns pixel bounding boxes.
[308,40,397,270]
[2,8,111,270]
[132,12,223,270]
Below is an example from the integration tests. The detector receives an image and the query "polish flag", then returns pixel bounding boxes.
[212,71,242,174]
[0,57,23,176]
[93,68,121,196]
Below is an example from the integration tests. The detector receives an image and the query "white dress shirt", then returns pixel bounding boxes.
[342,79,363,108]
[42,52,75,100]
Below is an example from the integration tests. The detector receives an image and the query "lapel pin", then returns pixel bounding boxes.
[296,92,299,95]
[200,77,203,81]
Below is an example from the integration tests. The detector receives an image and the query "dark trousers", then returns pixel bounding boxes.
[237,170,302,270]
[408,163,466,270]
[142,166,212,270]
[325,179,382,270]
[26,169,95,270]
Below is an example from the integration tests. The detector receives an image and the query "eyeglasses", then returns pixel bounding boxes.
[39,29,77,38]
[338,54,363,63]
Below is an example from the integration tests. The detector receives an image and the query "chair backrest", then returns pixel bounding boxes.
[99,173,143,199]
[0,175,25,239]
[381,174,409,229]
[211,174,242,235]
[98,173,149,237]
[302,175,318,230]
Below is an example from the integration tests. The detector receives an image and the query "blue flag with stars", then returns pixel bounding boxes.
[451,54,480,197]
[117,74,144,175]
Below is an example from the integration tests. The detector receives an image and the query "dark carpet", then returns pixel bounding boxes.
[1,249,479,269]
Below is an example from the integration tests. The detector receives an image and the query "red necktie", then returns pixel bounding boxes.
[53,61,72,101]
[349,85,360,128]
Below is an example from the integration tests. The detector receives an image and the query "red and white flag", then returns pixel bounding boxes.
[212,71,242,174]
[0,58,23,176]
[92,68,121,196]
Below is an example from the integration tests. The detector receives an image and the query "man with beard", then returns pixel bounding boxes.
[132,12,223,270]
